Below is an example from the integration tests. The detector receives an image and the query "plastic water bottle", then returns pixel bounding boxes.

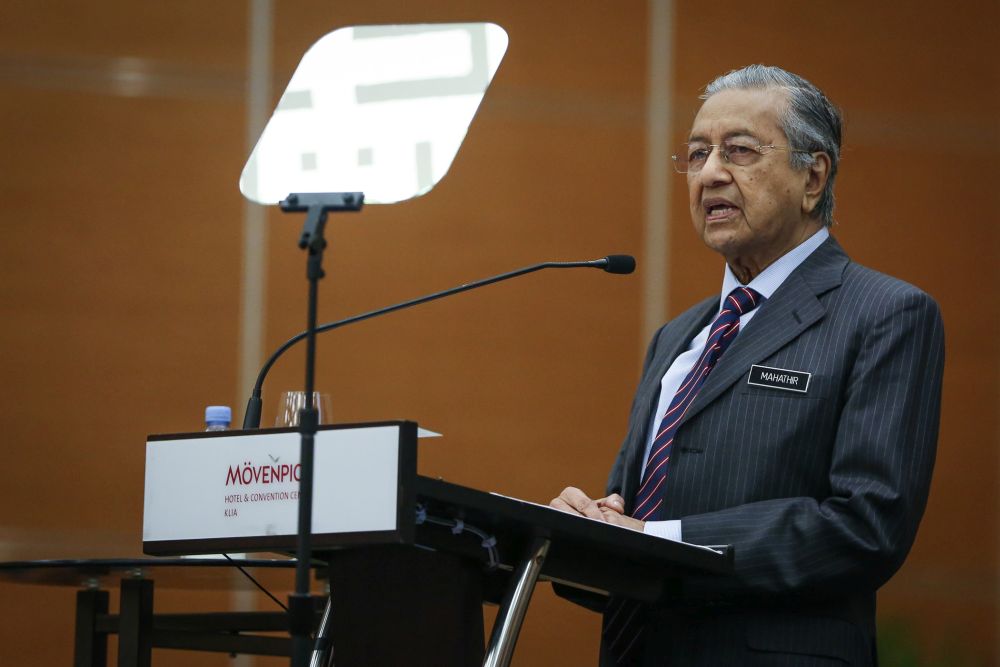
[205,405,232,431]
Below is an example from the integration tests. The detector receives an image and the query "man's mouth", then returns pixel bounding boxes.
[703,198,740,222]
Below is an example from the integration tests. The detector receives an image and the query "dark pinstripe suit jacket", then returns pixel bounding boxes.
[602,236,944,666]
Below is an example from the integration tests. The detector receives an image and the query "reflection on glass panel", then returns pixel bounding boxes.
[240,23,509,205]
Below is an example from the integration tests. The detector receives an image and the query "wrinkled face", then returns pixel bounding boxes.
[687,88,816,272]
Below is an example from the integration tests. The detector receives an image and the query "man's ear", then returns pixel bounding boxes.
[803,152,831,216]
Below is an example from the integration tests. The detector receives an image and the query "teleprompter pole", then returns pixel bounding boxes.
[279,192,364,667]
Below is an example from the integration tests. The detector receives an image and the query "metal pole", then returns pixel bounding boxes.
[309,596,334,667]
[483,537,551,667]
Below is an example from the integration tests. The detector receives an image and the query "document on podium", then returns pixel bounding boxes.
[487,491,725,555]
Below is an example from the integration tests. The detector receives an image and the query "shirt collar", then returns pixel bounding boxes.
[720,227,830,308]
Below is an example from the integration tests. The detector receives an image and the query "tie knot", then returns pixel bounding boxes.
[724,286,762,316]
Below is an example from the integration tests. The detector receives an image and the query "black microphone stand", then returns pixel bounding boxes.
[279,192,364,667]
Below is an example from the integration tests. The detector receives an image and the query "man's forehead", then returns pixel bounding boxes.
[688,87,787,141]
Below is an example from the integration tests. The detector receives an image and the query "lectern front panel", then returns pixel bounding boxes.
[143,421,417,554]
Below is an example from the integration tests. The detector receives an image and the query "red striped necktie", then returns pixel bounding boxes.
[602,286,763,664]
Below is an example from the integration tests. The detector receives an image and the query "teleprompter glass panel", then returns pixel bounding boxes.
[240,23,508,205]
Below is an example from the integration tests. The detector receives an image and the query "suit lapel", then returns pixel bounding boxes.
[679,237,849,428]
[621,297,717,499]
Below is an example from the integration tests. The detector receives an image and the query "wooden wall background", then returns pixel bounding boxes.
[0,1,995,664]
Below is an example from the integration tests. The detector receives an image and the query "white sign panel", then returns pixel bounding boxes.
[143,426,401,544]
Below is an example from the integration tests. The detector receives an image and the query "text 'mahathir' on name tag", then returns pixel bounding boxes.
[747,364,811,393]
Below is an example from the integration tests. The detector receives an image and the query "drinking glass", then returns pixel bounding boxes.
[275,391,333,427]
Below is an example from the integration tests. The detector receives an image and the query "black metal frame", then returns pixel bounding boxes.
[71,576,326,667]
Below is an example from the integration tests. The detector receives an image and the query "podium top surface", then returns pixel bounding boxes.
[145,419,415,441]
[414,476,730,571]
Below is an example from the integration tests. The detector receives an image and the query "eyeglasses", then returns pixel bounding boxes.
[671,140,809,174]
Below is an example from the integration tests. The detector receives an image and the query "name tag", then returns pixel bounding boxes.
[747,364,811,393]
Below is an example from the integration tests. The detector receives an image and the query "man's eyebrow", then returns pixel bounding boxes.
[687,128,761,143]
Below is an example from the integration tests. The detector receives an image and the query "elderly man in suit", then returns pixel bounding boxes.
[551,65,944,666]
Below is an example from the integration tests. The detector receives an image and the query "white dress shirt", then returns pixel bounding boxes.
[642,227,829,541]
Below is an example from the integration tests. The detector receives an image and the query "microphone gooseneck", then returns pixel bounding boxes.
[241,255,636,428]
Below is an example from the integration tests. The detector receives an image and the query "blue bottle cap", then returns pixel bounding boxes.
[205,405,232,424]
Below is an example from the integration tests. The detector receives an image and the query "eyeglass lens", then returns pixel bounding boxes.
[675,141,763,173]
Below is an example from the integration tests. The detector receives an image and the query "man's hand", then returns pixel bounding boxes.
[550,487,605,519]
[550,489,644,530]
[599,507,645,532]
[596,493,626,515]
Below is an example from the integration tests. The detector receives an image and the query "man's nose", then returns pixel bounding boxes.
[697,146,733,186]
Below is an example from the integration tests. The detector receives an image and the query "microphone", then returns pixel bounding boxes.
[241,255,636,428]
[599,255,637,275]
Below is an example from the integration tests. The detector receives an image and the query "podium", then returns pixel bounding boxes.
[142,421,732,666]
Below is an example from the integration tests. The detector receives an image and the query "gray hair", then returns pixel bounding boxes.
[702,65,842,226]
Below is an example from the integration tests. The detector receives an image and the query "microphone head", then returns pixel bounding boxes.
[603,255,636,274]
